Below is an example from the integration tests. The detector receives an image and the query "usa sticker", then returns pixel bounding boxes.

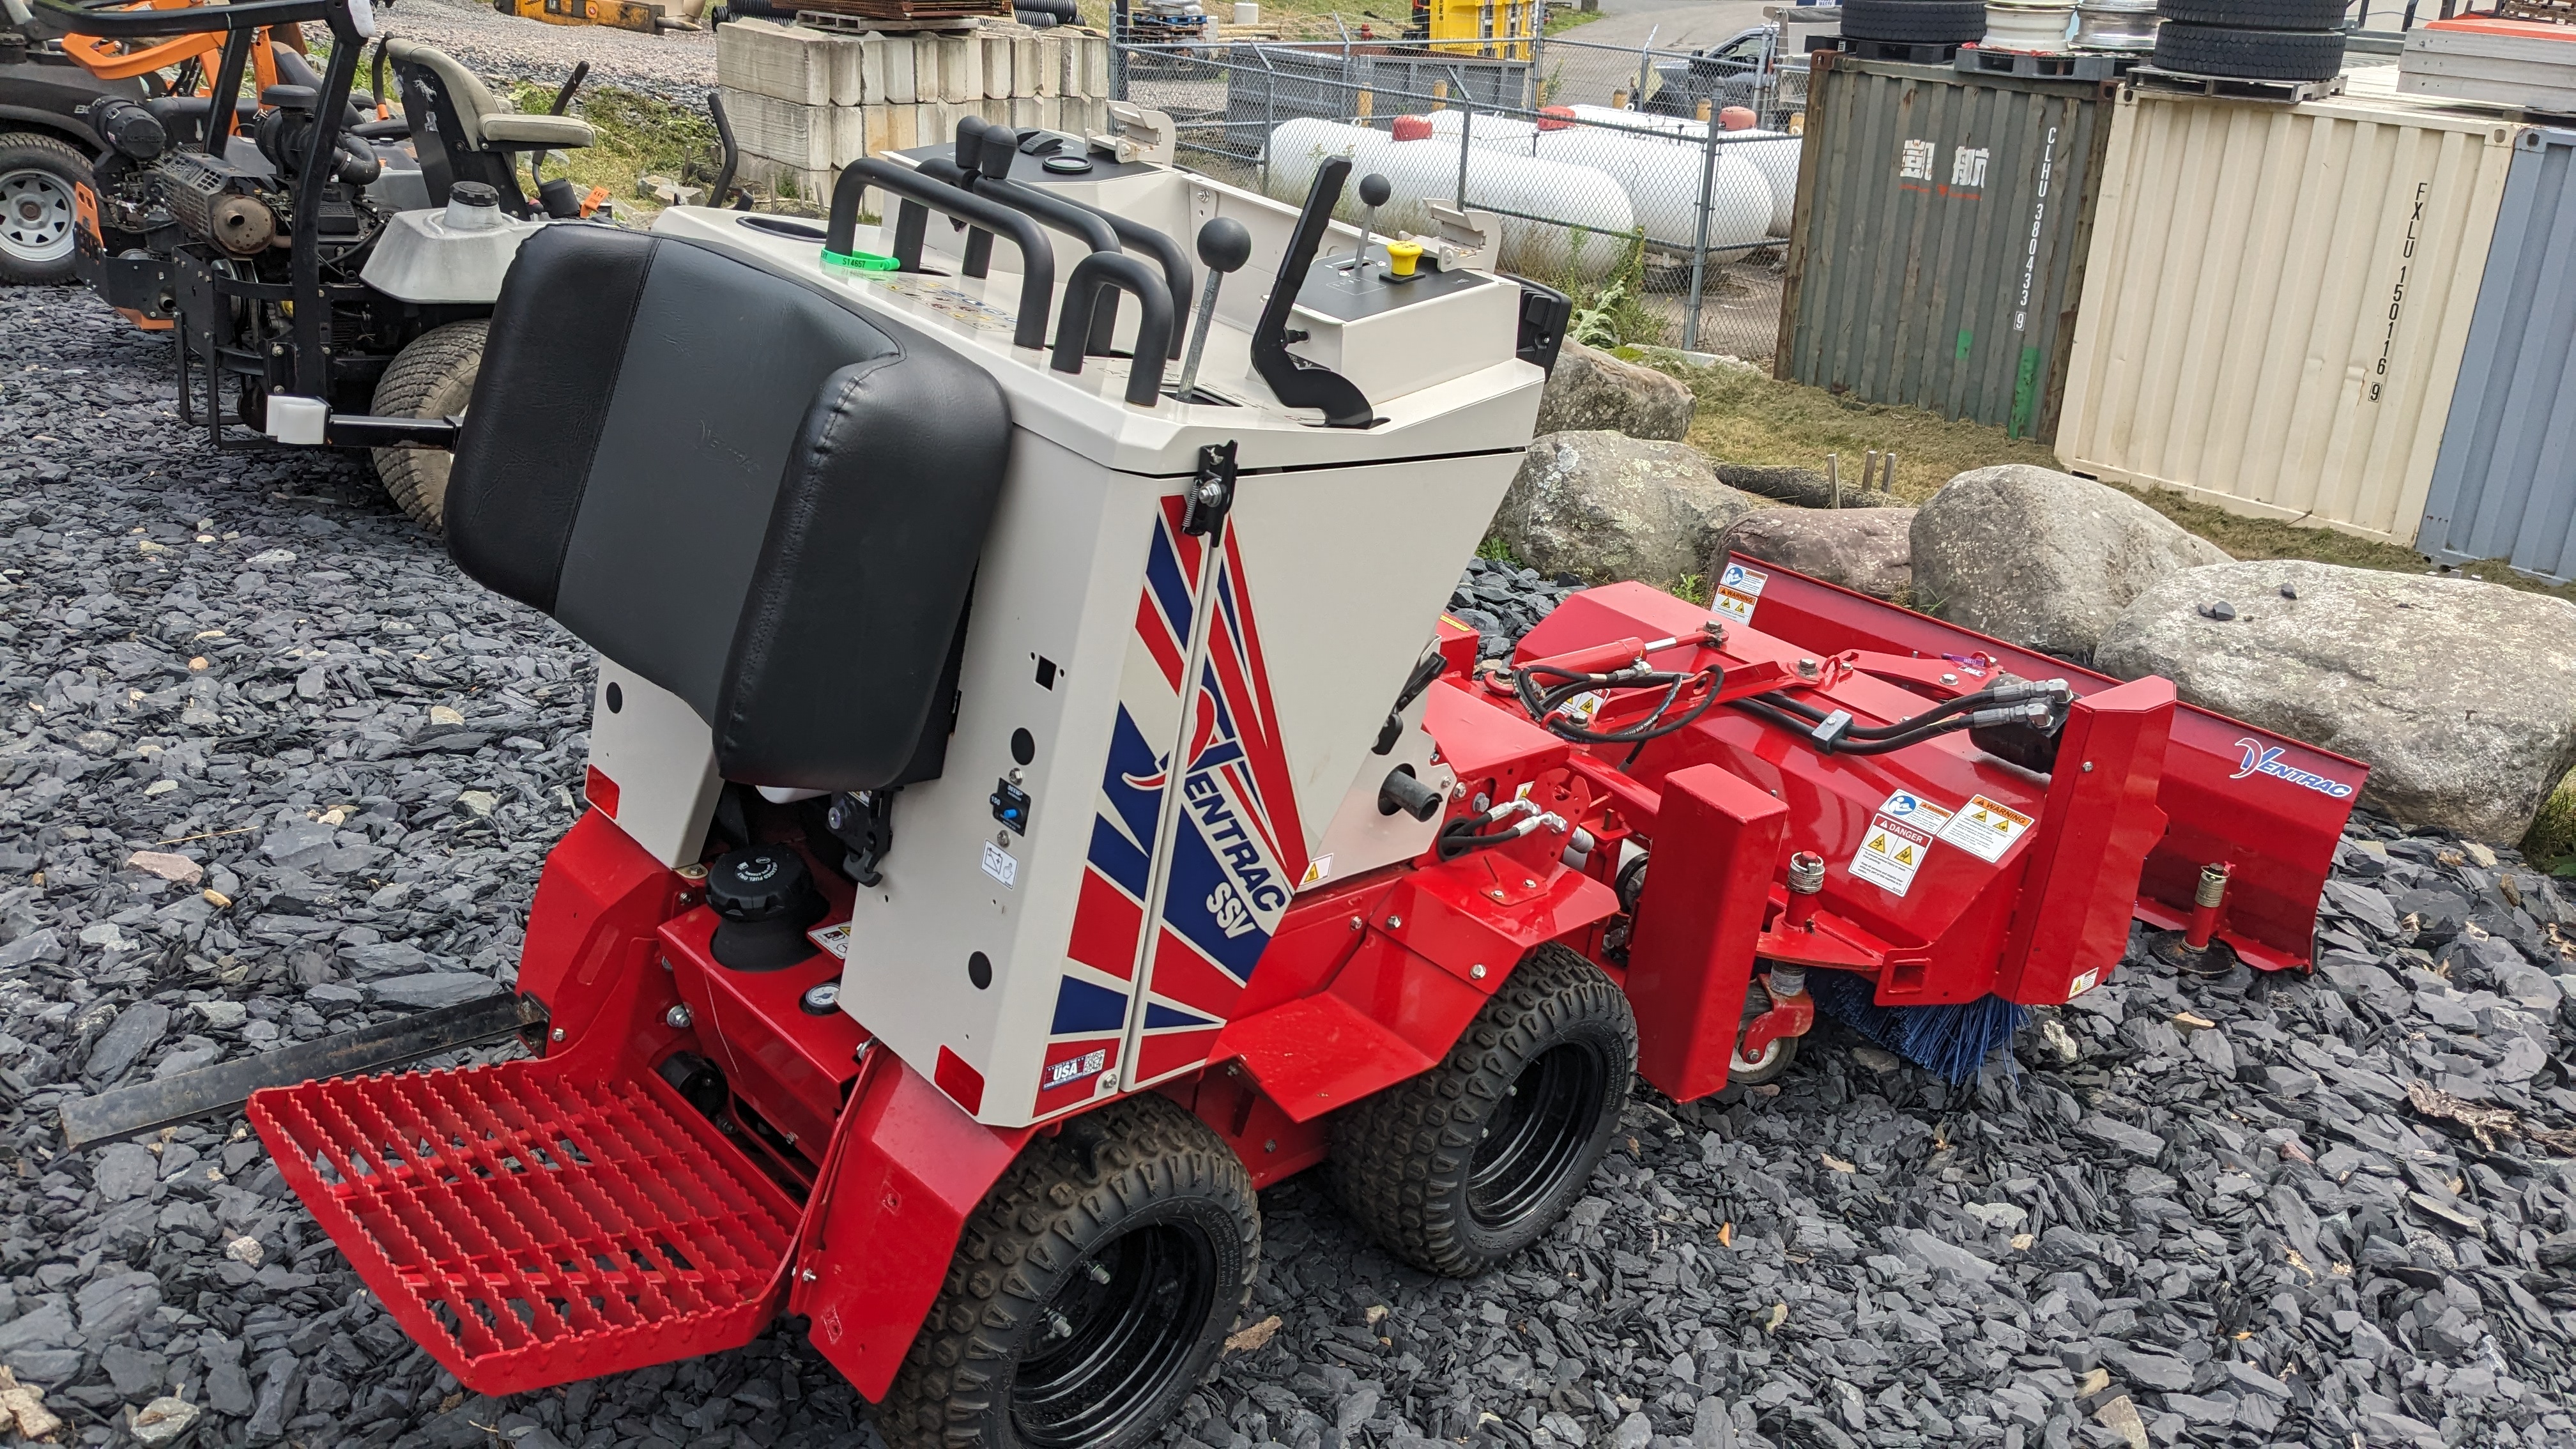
[1940,793,2034,862]
[981,840,1018,889]
[1298,854,1335,889]
[1711,562,1768,627]
[1045,1048,1108,1089]
[807,921,852,960]
[1851,813,1936,896]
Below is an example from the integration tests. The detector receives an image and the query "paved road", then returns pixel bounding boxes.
[1556,0,1779,56]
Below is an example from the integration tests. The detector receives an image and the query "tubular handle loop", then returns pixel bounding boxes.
[825,158,1055,352]
[1051,253,1174,408]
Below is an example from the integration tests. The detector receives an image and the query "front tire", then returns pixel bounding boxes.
[369,319,486,528]
[878,1094,1259,1449]
[0,132,89,286]
[1331,944,1636,1277]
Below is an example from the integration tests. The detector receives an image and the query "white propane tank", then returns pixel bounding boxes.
[1370,135,1639,279]
[1557,105,1802,238]
[1267,121,1639,280]
[1264,118,1390,201]
[1531,126,1770,251]
[1424,108,1539,155]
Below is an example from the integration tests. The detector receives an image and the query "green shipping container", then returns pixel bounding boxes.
[1775,53,2115,442]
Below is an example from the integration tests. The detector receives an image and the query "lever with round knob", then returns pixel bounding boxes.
[1351,171,1392,271]
[1174,216,1252,401]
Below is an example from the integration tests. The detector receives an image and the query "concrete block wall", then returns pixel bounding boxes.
[719,19,1114,199]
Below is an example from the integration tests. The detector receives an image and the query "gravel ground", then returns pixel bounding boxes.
[374,0,718,102]
[6,282,2576,1449]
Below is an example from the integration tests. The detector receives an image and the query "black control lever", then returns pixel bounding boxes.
[1249,156,1374,429]
[1176,217,1249,399]
[938,119,1126,354]
[825,159,1055,351]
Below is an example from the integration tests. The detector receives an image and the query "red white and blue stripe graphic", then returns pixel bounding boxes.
[1036,500,1306,1114]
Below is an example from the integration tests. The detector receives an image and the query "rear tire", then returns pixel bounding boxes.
[2154,0,2349,29]
[0,132,89,286]
[877,1094,1258,1449]
[1331,944,1636,1277]
[369,319,486,529]
[2151,20,2345,78]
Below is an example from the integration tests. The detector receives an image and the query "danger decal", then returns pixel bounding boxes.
[1849,791,1952,898]
[1711,561,1767,627]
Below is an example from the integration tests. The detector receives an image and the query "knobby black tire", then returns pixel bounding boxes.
[2152,20,2346,79]
[1330,944,1637,1278]
[877,1093,1259,1449]
[2155,0,2350,31]
[1841,0,1989,43]
[368,319,486,530]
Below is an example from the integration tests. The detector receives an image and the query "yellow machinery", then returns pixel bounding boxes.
[492,0,666,33]
[1410,0,1537,59]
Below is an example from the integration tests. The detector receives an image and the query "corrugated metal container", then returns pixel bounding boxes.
[2055,85,2524,544]
[2414,128,2576,583]
[1775,54,2116,441]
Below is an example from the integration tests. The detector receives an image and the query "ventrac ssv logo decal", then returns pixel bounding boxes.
[2232,739,2355,799]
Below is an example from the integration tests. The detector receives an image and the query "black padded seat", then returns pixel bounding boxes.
[445,225,1011,792]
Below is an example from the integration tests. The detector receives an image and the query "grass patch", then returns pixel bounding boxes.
[506,81,721,215]
[2529,776,2576,875]
[1679,364,2059,499]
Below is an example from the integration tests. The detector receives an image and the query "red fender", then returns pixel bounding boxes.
[790,1052,1035,1400]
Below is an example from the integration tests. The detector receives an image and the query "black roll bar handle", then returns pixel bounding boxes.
[825,158,1056,353]
[1051,253,1173,409]
[949,118,1193,360]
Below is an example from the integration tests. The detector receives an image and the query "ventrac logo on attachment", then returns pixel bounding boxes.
[2232,739,2356,799]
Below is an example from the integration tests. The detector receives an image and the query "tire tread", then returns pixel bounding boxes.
[1329,944,1635,1278]
[369,319,487,530]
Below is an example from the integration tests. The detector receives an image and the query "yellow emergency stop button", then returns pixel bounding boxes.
[1386,240,1423,277]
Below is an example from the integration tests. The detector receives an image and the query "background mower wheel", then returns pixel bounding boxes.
[0,132,89,286]
[878,1094,1258,1449]
[369,319,486,529]
[1331,944,1636,1278]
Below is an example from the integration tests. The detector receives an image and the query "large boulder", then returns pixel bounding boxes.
[2098,560,2576,842]
[1534,341,1698,441]
[1912,465,2228,659]
[1715,507,1917,601]
[1494,431,1758,586]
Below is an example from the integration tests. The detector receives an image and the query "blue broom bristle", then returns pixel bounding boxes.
[1802,970,2032,1084]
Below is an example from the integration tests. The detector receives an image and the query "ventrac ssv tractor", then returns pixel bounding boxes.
[62,112,2364,1448]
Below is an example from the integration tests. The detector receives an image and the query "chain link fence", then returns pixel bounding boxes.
[1107,29,1806,362]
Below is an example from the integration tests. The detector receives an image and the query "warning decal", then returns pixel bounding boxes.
[1711,562,1768,627]
[1851,790,1952,896]
[1298,854,1336,889]
[1851,814,1935,896]
[808,921,853,960]
[1939,793,2034,862]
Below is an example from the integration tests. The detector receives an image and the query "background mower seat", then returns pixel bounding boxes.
[385,39,594,213]
[442,226,1012,793]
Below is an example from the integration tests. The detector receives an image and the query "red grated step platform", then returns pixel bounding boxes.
[250,1057,803,1395]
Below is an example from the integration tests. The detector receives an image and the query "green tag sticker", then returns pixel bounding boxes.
[822,249,900,273]
[1955,328,1974,363]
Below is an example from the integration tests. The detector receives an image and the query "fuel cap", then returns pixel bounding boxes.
[705,846,813,921]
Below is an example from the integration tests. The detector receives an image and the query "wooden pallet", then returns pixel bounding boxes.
[1955,44,2136,80]
[2128,64,2347,102]
[1836,35,1965,63]
[2495,0,2576,22]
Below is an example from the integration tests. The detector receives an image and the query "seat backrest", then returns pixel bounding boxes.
[386,40,521,211]
[445,226,1013,792]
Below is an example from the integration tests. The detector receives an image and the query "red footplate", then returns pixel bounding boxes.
[250,1058,801,1395]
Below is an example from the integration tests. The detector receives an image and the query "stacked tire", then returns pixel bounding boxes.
[2152,0,2349,80]
[1841,0,1989,51]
